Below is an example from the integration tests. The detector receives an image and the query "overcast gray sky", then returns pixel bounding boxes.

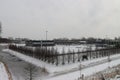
[0,0,120,40]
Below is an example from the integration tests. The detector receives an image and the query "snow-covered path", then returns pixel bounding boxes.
[0,62,9,80]
[52,53,120,77]
[0,51,28,80]
[46,56,120,80]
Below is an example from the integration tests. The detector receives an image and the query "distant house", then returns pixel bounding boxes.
[54,40,73,45]
[25,40,55,46]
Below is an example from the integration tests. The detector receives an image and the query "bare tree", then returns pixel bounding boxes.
[24,63,38,80]
[62,47,65,65]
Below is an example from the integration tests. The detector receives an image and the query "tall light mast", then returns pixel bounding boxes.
[46,30,48,40]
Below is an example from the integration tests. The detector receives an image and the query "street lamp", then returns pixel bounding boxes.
[79,60,82,79]
[76,47,82,78]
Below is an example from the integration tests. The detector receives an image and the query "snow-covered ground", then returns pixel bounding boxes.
[0,62,9,80]
[3,49,120,73]
[1,44,120,80]
[2,48,120,80]
[47,56,120,80]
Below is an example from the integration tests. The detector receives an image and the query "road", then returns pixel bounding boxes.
[0,50,28,80]
[0,50,48,80]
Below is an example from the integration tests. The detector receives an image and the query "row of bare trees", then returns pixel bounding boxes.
[9,45,120,65]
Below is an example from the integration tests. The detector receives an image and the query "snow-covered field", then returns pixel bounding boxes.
[0,62,9,80]
[15,44,103,54]
[48,44,97,54]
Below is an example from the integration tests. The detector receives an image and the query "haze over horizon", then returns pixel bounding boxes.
[0,0,120,40]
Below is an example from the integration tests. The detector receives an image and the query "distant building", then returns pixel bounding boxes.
[10,38,29,44]
[54,40,73,45]
[0,38,12,43]
[26,40,55,46]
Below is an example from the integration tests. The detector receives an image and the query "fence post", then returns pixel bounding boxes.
[62,54,65,65]
[56,55,59,66]
[68,54,70,64]
[73,50,75,63]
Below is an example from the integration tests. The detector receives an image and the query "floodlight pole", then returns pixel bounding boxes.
[76,47,82,78]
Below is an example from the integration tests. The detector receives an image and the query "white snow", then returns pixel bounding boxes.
[0,62,9,80]
[49,44,96,53]
[2,44,120,80]
[26,44,101,54]
[46,56,120,80]
[15,44,102,54]
[12,43,26,46]
[2,49,120,75]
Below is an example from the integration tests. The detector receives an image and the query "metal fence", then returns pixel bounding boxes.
[9,45,120,66]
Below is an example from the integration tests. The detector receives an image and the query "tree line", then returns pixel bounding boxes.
[9,45,120,66]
